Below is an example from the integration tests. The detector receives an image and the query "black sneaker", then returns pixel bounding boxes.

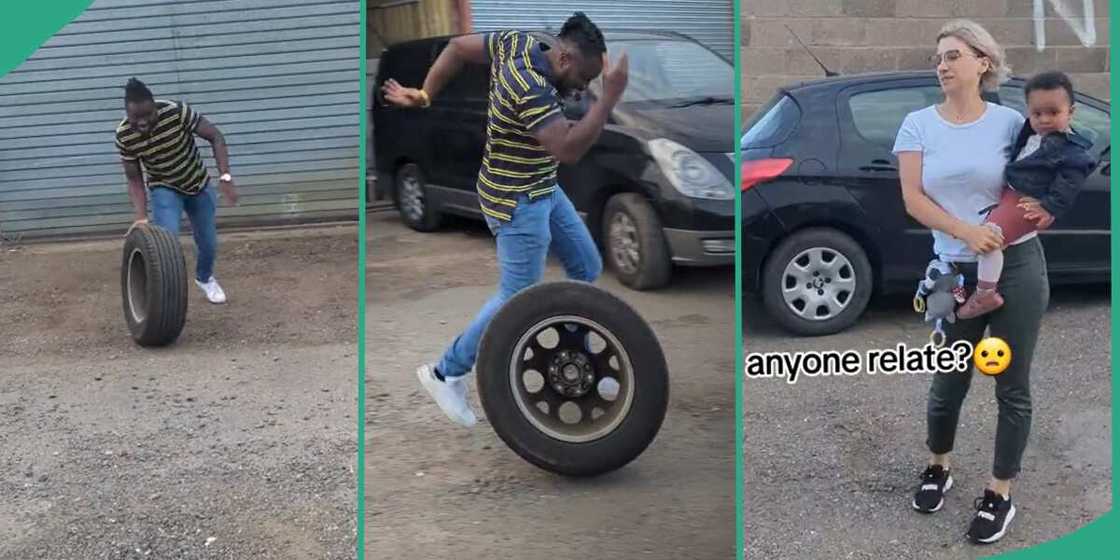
[967,489,1016,544]
[912,464,953,513]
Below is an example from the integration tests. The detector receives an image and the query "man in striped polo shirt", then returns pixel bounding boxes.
[116,78,238,304]
[382,12,629,427]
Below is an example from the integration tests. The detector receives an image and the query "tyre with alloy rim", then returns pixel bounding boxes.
[761,228,872,336]
[395,163,441,232]
[121,223,188,347]
[602,193,672,290]
[476,281,669,476]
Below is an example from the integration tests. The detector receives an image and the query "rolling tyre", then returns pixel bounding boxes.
[476,281,669,477]
[121,223,188,347]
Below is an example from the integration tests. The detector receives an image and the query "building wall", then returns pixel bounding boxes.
[470,1,735,61]
[741,0,1110,118]
[0,0,360,240]
[368,0,461,54]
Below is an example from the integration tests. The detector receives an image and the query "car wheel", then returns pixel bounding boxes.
[761,228,872,336]
[476,281,669,476]
[395,163,441,232]
[602,193,671,290]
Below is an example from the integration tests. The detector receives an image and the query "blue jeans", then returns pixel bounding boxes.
[149,184,219,282]
[437,187,603,378]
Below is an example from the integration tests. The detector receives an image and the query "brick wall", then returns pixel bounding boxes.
[740,0,1110,118]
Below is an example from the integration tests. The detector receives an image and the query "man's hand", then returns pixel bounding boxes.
[600,51,629,105]
[381,79,428,108]
[219,177,239,206]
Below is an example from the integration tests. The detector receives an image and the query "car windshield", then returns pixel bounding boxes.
[589,38,733,106]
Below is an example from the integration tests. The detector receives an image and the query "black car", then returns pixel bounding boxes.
[742,71,1111,336]
[372,30,735,290]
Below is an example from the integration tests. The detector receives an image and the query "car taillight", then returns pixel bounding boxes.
[741,158,793,191]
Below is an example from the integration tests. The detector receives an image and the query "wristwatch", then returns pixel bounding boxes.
[219,173,233,183]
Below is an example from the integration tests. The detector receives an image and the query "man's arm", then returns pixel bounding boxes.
[122,159,147,221]
[194,116,230,176]
[531,52,629,165]
[531,100,613,165]
[422,34,488,101]
[382,33,489,107]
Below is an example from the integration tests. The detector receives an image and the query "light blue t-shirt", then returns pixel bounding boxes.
[892,103,1025,262]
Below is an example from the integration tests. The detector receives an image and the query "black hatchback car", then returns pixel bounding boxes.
[742,71,1111,336]
[372,30,734,290]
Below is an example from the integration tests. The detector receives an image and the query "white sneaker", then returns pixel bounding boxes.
[195,276,227,304]
[416,364,476,428]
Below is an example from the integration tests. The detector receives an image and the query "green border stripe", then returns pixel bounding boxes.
[357,0,368,557]
[734,0,745,557]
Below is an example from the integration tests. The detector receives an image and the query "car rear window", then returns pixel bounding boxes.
[741,94,800,149]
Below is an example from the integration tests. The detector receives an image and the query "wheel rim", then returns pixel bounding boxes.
[608,212,640,275]
[779,246,856,321]
[399,170,425,222]
[509,315,636,443]
[126,248,148,324]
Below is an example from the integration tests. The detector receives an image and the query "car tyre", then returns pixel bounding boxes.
[121,223,188,347]
[762,228,872,336]
[394,163,441,232]
[476,281,669,476]
[602,193,672,290]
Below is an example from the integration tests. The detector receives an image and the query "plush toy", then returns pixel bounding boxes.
[913,259,965,346]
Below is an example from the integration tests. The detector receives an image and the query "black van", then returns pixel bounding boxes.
[371,30,734,290]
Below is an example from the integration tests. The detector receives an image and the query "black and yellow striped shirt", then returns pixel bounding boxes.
[479,30,565,221]
[115,100,210,195]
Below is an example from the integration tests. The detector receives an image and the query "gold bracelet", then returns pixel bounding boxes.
[418,89,431,108]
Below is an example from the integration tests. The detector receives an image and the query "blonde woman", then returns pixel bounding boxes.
[893,20,1046,544]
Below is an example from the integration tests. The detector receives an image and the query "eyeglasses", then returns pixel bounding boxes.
[928,49,984,66]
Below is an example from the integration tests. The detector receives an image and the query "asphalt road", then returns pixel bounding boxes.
[365,211,736,559]
[743,286,1112,559]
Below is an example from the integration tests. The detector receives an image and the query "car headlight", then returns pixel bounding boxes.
[648,138,734,200]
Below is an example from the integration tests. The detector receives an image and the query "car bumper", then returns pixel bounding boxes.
[741,188,784,292]
[664,228,734,266]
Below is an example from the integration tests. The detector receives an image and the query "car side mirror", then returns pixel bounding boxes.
[1099,146,1111,177]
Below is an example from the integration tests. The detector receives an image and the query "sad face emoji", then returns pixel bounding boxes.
[974,337,1011,376]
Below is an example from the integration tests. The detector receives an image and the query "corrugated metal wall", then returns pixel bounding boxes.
[0,0,360,240]
[469,0,734,61]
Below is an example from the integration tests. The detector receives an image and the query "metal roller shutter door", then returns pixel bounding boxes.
[469,0,733,61]
[0,0,360,240]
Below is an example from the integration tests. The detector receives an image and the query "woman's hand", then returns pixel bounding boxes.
[959,223,1004,254]
[1017,196,1055,229]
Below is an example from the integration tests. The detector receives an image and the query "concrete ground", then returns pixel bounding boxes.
[743,286,1112,559]
[0,225,360,560]
[364,210,736,559]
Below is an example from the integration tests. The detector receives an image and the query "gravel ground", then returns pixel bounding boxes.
[364,212,737,559]
[743,286,1112,559]
[0,226,360,559]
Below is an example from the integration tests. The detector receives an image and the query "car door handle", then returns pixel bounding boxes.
[859,159,896,172]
